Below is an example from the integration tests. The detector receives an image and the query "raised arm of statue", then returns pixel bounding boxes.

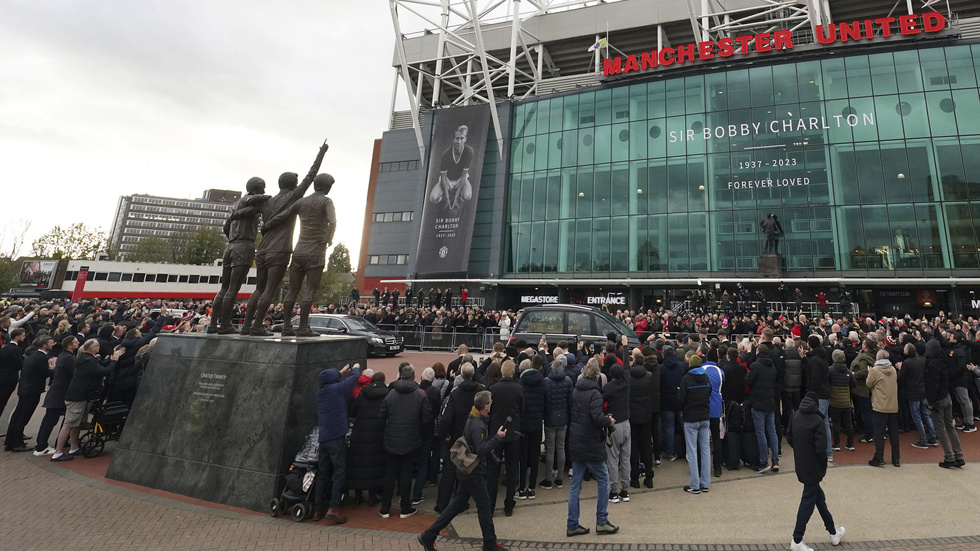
[296,141,329,199]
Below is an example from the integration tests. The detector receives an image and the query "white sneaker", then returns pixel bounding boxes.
[790,539,814,551]
[830,526,846,546]
[32,446,55,457]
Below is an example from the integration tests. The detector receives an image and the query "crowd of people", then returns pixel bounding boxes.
[309,303,980,550]
[3,293,980,550]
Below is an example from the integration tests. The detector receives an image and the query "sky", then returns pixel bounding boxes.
[0,1,400,270]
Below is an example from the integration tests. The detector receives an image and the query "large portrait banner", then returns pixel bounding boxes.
[415,105,492,274]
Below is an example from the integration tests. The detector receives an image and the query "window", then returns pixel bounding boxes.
[167,275,178,283]
[178,275,189,283]
[143,274,154,282]
[108,272,122,282]
[209,275,220,284]
[521,310,564,334]
[122,273,133,282]
[246,277,257,285]
[189,275,200,284]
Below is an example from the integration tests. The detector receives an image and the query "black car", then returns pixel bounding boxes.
[285,314,404,357]
[509,304,640,353]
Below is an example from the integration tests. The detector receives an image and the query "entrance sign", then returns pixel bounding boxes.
[603,12,947,77]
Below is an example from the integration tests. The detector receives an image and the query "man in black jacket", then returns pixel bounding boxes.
[567,359,618,537]
[628,349,656,488]
[786,392,845,551]
[435,363,486,512]
[747,343,779,473]
[0,328,26,421]
[925,339,964,468]
[804,336,833,460]
[52,339,124,461]
[487,360,523,516]
[379,363,432,519]
[4,336,54,452]
[419,390,507,551]
[603,364,631,502]
[33,336,77,456]
[897,343,937,448]
[677,356,711,494]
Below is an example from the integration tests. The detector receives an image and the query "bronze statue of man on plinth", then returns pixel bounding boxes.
[760,213,784,255]
[209,178,269,334]
[241,140,329,336]
[263,173,337,337]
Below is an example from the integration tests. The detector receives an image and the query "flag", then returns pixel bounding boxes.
[922,0,941,7]
[587,37,608,52]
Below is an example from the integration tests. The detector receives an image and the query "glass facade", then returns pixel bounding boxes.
[505,43,980,276]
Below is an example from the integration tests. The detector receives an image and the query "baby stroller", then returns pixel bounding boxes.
[271,427,319,522]
[78,391,129,458]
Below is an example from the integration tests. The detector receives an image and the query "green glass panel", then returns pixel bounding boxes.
[630,161,647,215]
[559,219,575,271]
[796,61,822,103]
[960,140,980,199]
[594,125,611,164]
[937,141,969,201]
[825,100,854,144]
[952,89,980,136]
[544,220,559,272]
[612,123,630,163]
[773,63,799,105]
[562,94,579,131]
[666,78,686,113]
[576,169,593,219]
[895,51,924,93]
[509,174,524,222]
[511,137,524,174]
[912,203,945,268]
[899,93,930,138]
[667,158,689,212]
[593,166,611,217]
[945,203,979,268]
[578,128,594,166]
[727,69,750,109]
[750,66,774,107]
[646,161,667,214]
[629,83,647,120]
[547,132,562,169]
[529,221,545,272]
[845,55,873,97]
[850,97,879,142]
[821,58,848,100]
[629,121,647,160]
[629,216,647,271]
[918,48,950,91]
[520,172,534,221]
[574,219,592,272]
[705,72,728,110]
[705,110,730,153]
[926,91,958,137]
[648,118,667,159]
[545,171,561,220]
[854,148,884,204]
[522,102,538,136]
[549,96,563,135]
[611,216,629,271]
[592,217,610,271]
[513,103,527,139]
[869,52,898,95]
[873,95,904,140]
[611,164,630,216]
[880,145,912,203]
[561,129,579,167]
[686,75,706,113]
[595,89,612,127]
[666,115,687,157]
[905,142,935,203]
[612,86,630,123]
[536,99,550,135]
[667,213,688,271]
[686,115,706,155]
[647,80,666,118]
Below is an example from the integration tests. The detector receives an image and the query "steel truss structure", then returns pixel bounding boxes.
[389,0,621,159]
[685,0,831,44]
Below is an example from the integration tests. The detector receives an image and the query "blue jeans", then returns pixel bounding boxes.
[662,410,682,458]
[818,399,832,458]
[567,461,609,530]
[752,409,779,466]
[908,398,937,444]
[683,420,710,490]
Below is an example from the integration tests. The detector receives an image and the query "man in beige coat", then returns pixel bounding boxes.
[867,350,900,467]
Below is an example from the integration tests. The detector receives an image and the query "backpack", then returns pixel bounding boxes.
[725,400,745,433]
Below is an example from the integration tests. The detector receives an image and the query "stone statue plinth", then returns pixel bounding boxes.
[106,333,366,512]
[759,253,781,277]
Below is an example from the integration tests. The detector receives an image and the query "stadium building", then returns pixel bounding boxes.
[358,0,980,317]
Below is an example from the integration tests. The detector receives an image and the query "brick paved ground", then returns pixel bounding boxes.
[3,450,979,551]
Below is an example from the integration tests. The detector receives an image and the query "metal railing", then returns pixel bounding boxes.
[377,325,505,353]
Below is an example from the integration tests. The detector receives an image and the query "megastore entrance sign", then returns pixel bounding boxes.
[602,12,947,77]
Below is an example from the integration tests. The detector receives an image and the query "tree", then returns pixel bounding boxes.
[30,223,107,260]
[327,243,352,274]
[0,218,32,258]
[127,236,174,263]
[315,243,354,303]
[182,227,226,265]
[0,257,20,292]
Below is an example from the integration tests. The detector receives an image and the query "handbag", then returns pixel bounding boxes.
[450,436,480,475]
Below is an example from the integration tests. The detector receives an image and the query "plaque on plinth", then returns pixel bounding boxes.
[106,333,366,512]
[759,253,781,277]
